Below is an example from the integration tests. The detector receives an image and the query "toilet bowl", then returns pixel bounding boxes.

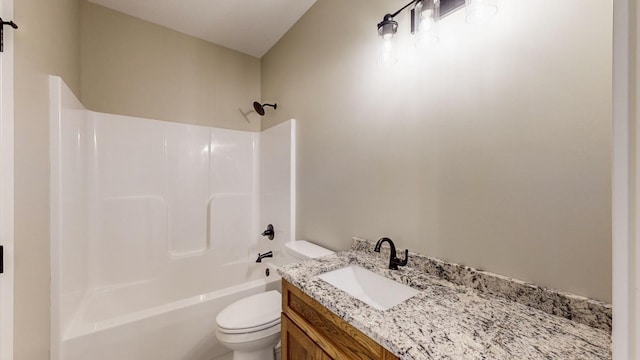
[215,240,334,360]
[216,290,282,360]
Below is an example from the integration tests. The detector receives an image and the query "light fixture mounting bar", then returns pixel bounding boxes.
[390,0,420,19]
[439,0,465,17]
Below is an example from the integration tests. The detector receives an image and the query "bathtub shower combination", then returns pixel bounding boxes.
[49,77,296,360]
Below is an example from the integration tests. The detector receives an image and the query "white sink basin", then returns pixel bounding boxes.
[318,264,419,311]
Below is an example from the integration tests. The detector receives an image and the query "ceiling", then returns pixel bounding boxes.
[88,0,317,58]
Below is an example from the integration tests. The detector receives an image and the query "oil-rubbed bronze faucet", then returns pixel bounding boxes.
[374,237,408,270]
[261,224,274,240]
[256,251,273,263]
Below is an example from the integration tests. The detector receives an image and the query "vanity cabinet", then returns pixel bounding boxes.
[281,279,399,360]
[282,315,332,360]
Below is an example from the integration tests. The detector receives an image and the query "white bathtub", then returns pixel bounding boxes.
[51,77,298,360]
[61,258,291,360]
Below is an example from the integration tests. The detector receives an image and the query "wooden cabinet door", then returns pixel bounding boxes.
[282,280,399,360]
[282,314,333,360]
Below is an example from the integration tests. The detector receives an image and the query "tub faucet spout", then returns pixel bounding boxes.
[256,251,273,263]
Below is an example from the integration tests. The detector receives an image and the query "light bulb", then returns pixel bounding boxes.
[378,37,397,67]
[415,0,439,49]
[465,0,498,24]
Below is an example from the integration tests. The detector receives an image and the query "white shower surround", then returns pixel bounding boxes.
[50,76,296,360]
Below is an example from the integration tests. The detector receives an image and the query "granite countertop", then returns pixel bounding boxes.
[278,239,611,360]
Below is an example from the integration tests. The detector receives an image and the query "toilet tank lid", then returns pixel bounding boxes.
[285,240,334,259]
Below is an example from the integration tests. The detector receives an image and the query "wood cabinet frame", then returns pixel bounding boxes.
[281,279,399,360]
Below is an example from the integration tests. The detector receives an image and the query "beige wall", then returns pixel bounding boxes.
[262,0,612,302]
[80,1,261,131]
[14,0,81,359]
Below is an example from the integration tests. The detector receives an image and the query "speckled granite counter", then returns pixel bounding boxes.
[278,238,611,360]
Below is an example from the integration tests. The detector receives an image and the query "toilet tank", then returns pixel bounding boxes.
[284,240,334,260]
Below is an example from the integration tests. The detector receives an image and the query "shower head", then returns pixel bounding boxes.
[253,101,277,116]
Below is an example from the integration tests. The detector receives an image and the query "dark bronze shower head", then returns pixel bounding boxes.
[253,102,277,116]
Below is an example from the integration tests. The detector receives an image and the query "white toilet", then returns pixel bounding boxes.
[215,240,334,360]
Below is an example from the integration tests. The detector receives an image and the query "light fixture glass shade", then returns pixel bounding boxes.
[377,15,398,40]
[465,0,498,24]
[415,0,440,48]
[378,37,398,67]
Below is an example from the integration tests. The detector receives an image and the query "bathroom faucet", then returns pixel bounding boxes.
[256,251,273,263]
[374,237,408,270]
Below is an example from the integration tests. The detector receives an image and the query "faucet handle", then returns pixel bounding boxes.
[391,249,409,268]
[261,224,275,240]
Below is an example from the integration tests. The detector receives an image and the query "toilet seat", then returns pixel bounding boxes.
[216,322,281,345]
[217,318,281,334]
[216,290,281,335]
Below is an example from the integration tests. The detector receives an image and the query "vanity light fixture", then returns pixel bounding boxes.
[376,0,446,65]
[377,0,496,64]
